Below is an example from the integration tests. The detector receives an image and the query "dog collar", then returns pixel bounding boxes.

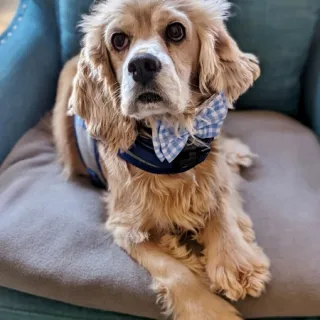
[74,93,228,188]
[118,132,213,175]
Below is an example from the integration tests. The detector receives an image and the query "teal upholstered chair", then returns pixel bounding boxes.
[0,1,319,319]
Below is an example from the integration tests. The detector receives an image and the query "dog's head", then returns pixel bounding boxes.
[69,0,259,147]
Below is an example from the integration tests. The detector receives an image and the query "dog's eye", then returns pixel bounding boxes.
[111,33,129,51]
[166,23,185,42]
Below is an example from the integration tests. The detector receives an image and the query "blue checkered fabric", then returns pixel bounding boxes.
[153,93,228,163]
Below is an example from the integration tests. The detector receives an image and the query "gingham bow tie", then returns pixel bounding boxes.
[153,93,228,163]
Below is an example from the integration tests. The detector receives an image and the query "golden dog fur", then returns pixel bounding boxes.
[53,0,270,319]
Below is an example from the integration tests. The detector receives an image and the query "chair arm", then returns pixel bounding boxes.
[0,0,61,164]
[303,20,320,137]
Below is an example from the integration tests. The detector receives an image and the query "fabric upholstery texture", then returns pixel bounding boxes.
[227,0,320,114]
[0,288,318,320]
[0,0,60,163]
[56,0,94,63]
[303,20,320,136]
[0,287,148,320]
[0,112,319,319]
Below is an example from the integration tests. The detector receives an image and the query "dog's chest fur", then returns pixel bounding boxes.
[103,142,227,234]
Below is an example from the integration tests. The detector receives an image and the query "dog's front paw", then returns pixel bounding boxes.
[223,138,257,172]
[175,290,243,320]
[207,241,271,301]
[239,243,271,298]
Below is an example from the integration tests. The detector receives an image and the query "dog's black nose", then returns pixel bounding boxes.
[128,54,162,85]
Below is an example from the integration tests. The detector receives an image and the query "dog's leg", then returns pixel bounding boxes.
[107,223,242,320]
[200,138,270,300]
[220,136,259,243]
[222,137,257,174]
[158,234,207,282]
[202,193,271,301]
[229,184,256,243]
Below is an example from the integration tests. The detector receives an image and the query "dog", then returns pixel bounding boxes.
[53,0,270,319]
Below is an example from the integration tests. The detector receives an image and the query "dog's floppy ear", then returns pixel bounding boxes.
[199,24,260,102]
[68,28,116,124]
[68,12,136,151]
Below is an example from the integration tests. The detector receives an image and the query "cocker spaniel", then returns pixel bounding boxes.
[53,0,270,319]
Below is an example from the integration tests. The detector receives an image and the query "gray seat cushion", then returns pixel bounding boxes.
[0,111,319,319]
